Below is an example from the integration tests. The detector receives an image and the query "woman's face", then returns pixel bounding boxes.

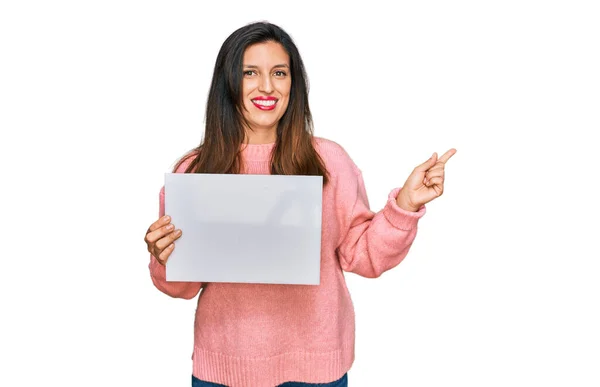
[241,41,291,136]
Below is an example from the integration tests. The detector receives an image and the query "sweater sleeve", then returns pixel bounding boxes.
[336,169,426,278]
[149,155,203,299]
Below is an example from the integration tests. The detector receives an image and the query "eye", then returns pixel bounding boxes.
[274,70,287,77]
[243,70,256,77]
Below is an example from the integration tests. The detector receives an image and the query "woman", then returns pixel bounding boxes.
[144,22,456,387]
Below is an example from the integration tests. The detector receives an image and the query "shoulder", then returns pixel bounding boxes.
[313,137,360,177]
[173,149,199,173]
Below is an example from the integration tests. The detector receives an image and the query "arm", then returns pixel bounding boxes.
[337,170,426,278]
[148,167,203,299]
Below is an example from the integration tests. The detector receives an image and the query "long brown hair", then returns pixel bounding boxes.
[174,22,328,184]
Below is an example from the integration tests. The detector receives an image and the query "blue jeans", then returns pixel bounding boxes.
[192,373,348,387]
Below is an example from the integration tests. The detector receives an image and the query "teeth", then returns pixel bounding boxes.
[253,99,276,106]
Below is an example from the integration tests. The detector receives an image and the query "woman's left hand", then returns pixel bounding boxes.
[396,148,457,212]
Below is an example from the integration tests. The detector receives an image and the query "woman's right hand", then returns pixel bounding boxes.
[144,215,183,265]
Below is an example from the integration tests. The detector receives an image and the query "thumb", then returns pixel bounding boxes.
[414,152,437,172]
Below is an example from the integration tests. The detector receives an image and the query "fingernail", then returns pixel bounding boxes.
[164,215,170,222]
[167,224,174,230]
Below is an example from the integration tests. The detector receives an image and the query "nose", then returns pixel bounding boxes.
[258,74,273,94]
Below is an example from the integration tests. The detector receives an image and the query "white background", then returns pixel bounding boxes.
[1,1,599,386]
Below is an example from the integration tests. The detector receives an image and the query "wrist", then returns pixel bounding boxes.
[395,192,420,212]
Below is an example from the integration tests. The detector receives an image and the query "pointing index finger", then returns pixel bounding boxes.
[437,148,457,164]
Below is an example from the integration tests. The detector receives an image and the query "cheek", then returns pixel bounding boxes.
[243,79,258,96]
[241,98,251,112]
[278,99,290,113]
[283,81,292,97]
[278,81,291,110]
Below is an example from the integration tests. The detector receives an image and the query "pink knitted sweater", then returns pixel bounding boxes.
[149,138,426,387]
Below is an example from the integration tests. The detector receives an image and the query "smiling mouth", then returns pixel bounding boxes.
[252,98,278,111]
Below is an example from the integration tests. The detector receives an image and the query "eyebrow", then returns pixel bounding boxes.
[243,64,290,69]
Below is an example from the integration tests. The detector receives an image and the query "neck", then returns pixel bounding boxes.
[244,128,277,144]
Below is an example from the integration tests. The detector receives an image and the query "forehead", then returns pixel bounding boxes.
[243,41,289,66]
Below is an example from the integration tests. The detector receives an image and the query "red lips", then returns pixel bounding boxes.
[251,96,278,111]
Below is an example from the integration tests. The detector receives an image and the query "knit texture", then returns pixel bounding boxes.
[149,138,426,387]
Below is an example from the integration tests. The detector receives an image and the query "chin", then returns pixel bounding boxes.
[251,119,279,130]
